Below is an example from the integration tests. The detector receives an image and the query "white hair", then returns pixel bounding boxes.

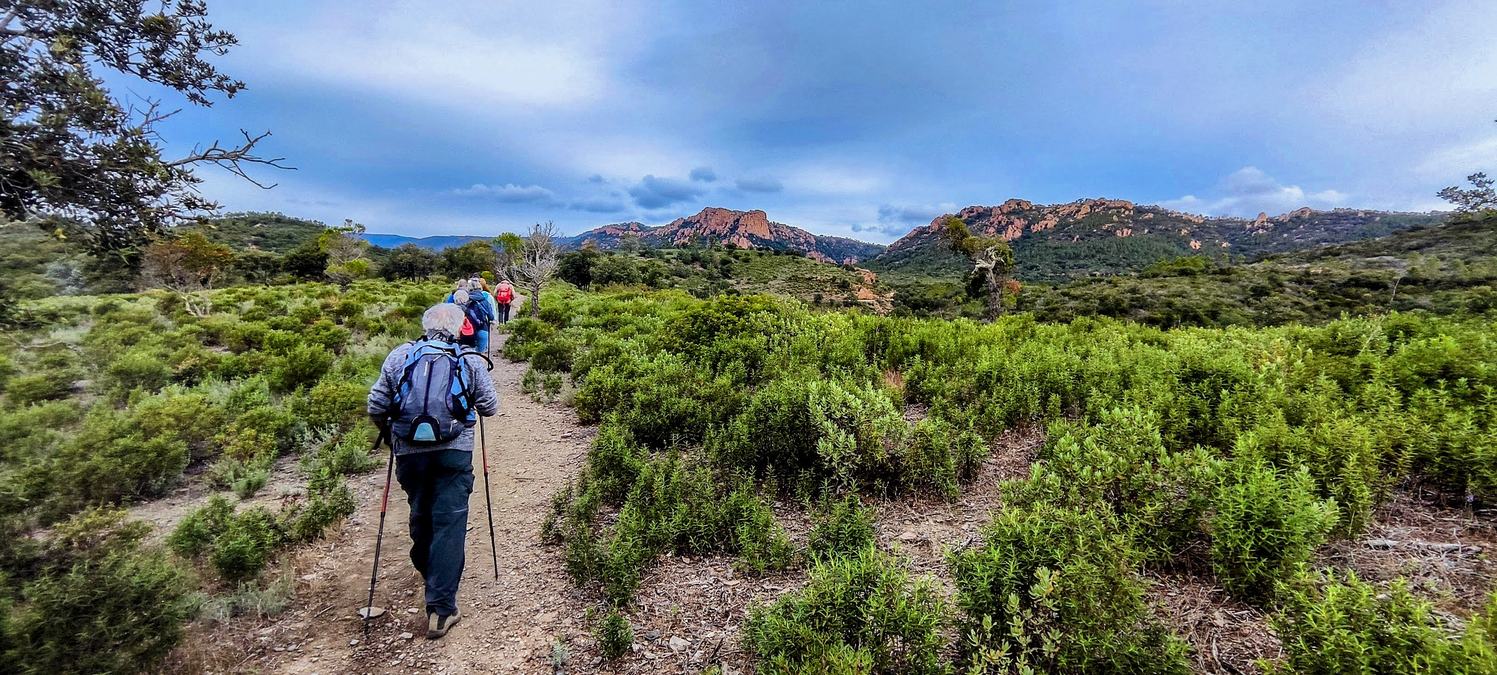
[453,289,470,304]
[455,279,472,291]
[421,303,465,339]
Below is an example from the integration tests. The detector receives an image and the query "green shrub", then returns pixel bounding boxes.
[807,494,876,561]
[283,475,356,543]
[208,506,285,582]
[208,455,274,499]
[303,319,351,353]
[4,510,195,674]
[103,344,173,398]
[0,353,14,393]
[40,409,190,515]
[233,405,302,454]
[1210,457,1338,603]
[595,607,633,660]
[585,422,646,504]
[1265,571,1497,674]
[503,318,557,361]
[169,497,288,582]
[709,376,904,491]
[300,432,381,477]
[723,487,795,575]
[168,495,236,559]
[1004,408,1222,562]
[4,371,73,405]
[300,377,370,432]
[131,389,229,462]
[745,547,949,675]
[900,417,986,498]
[574,351,739,448]
[270,343,333,393]
[950,502,1189,673]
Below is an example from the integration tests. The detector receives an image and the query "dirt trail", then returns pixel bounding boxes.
[240,331,602,673]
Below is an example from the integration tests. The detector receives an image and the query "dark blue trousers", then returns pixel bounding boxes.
[394,449,473,617]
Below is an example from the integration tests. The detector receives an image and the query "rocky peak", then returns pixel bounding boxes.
[669,207,775,241]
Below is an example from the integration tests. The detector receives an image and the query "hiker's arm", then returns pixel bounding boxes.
[468,355,500,417]
[367,348,404,422]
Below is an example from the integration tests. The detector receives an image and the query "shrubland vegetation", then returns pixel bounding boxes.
[0,279,441,671]
[558,243,880,307]
[517,281,1495,672]
[890,215,1497,326]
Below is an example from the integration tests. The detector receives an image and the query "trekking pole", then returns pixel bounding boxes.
[363,431,394,638]
[478,415,500,579]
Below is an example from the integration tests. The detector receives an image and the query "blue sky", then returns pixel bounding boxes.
[141,0,1497,241]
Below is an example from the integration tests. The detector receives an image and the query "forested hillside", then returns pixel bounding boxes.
[870,199,1446,284]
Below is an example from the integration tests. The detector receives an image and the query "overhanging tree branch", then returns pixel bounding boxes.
[168,130,295,189]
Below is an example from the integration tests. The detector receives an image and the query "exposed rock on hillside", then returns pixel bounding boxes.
[562,207,886,263]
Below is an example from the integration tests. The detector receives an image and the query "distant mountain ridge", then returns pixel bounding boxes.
[357,233,493,250]
[871,198,1447,282]
[562,207,886,264]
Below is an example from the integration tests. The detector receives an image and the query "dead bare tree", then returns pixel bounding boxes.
[505,221,560,317]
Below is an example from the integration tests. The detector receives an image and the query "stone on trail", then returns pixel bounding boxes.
[668,636,689,651]
[400,632,415,640]
[358,606,386,619]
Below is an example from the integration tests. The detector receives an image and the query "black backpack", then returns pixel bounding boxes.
[390,339,480,444]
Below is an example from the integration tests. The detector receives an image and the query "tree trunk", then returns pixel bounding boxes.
[983,270,1005,321]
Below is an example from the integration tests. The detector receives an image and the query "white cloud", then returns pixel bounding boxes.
[1161,166,1347,217]
[449,183,556,202]
[1417,134,1497,180]
[240,1,638,110]
[1316,1,1497,138]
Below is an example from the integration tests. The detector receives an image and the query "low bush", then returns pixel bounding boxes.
[208,455,273,498]
[709,375,904,492]
[270,343,333,393]
[4,371,73,405]
[282,473,356,544]
[900,417,987,498]
[300,377,370,432]
[103,344,173,399]
[806,494,876,560]
[745,547,949,675]
[168,496,235,559]
[131,389,229,463]
[595,607,633,660]
[300,430,381,477]
[585,422,646,504]
[3,510,195,674]
[170,497,287,582]
[1266,570,1497,674]
[722,486,796,575]
[207,506,284,582]
[574,351,740,448]
[1004,408,1222,563]
[950,502,1189,673]
[38,408,190,516]
[1210,456,1338,603]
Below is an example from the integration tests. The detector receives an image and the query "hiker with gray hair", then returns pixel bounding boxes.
[367,303,499,639]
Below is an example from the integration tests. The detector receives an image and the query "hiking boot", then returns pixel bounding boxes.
[427,608,462,639]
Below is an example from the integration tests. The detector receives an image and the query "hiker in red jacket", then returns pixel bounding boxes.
[494,280,515,323]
